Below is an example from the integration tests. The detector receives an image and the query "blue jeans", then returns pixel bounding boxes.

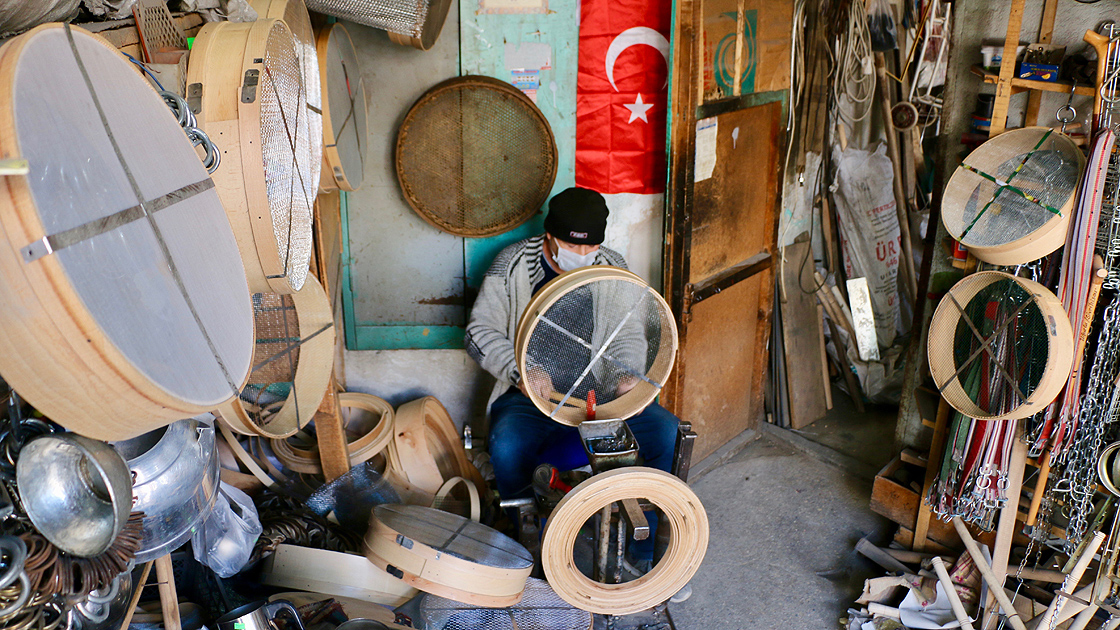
[488,388,680,561]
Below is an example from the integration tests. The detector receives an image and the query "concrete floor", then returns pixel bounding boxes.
[668,388,896,630]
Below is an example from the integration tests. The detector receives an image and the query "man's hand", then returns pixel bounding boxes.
[519,366,554,400]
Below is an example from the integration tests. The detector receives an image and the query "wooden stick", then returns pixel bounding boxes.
[1032,532,1106,630]
[1051,581,1100,627]
[932,556,976,630]
[951,517,1029,630]
[818,304,833,410]
[1025,449,1052,529]
[825,316,866,413]
[984,432,1029,630]
[117,561,154,630]
[989,0,1026,136]
[155,554,182,630]
[1016,567,1066,584]
[873,52,919,304]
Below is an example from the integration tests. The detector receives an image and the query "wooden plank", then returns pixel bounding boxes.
[983,430,1029,630]
[818,304,832,410]
[970,65,1096,96]
[989,0,1027,136]
[154,554,181,630]
[913,398,952,551]
[314,380,351,482]
[780,241,828,429]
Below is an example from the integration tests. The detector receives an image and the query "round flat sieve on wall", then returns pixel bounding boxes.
[0,24,254,440]
[304,0,452,51]
[251,0,324,203]
[187,18,315,295]
[514,267,678,426]
[396,75,558,238]
[941,127,1084,265]
[316,23,368,193]
[927,271,1074,421]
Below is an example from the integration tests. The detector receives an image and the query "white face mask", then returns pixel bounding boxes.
[553,243,598,272]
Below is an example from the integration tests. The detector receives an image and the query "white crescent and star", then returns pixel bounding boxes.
[605,26,669,124]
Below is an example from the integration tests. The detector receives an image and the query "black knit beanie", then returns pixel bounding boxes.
[543,187,609,245]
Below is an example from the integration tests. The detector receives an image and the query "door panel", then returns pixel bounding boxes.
[688,101,782,285]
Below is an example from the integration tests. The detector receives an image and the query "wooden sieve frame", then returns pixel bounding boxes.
[187,19,310,295]
[270,392,394,474]
[541,468,709,615]
[383,396,488,506]
[395,75,557,238]
[260,544,418,607]
[364,505,533,607]
[515,266,679,426]
[315,23,367,193]
[0,24,251,440]
[941,127,1084,265]
[218,275,335,439]
[927,271,1074,421]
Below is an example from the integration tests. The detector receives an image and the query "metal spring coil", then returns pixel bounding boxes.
[160,90,220,174]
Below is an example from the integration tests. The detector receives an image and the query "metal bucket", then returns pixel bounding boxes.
[112,419,219,563]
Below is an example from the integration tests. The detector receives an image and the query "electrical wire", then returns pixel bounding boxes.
[832,1,876,125]
[119,51,164,92]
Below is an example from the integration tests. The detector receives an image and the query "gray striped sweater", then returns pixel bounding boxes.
[465,234,629,406]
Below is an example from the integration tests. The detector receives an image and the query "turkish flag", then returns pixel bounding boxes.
[575,0,672,195]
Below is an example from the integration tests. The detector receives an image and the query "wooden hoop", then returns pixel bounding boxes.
[384,0,452,50]
[384,397,487,507]
[541,468,709,615]
[928,271,1074,421]
[187,19,313,294]
[218,275,335,439]
[0,24,253,440]
[316,23,367,192]
[364,505,532,607]
[433,476,480,523]
[260,544,418,607]
[515,266,679,426]
[270,392,394,474]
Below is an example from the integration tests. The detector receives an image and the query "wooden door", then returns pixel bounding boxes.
[662,0,786,461]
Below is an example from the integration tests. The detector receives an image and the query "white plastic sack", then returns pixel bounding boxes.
[831,143,902,349]
[191,482,261,578]
[0,0,80,37]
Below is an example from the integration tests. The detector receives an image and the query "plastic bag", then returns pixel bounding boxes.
[191,482,262,578]
[867,0,897,52]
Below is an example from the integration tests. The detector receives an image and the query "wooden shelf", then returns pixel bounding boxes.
[971,65,1096,97]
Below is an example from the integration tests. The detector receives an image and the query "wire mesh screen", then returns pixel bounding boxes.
[305,0,428,38]
[517,268,678,425]
[374,505,533,569]
[260,22,314,291]
[239,292,301,425]
[942,128,1081,259]
[281,0,323,202]
[420,578,592,630]
[928,272,1072,420]
[396,76,557,237]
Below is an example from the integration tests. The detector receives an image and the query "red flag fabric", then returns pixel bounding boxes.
[575,0,672,195]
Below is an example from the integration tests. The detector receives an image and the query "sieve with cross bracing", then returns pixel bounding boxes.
[317,23,367,192]
[515,267,678,426]
[941,127,1084,265]
[187,19,315,295]
[928,271,1074,421]
[304,0,451,50]
[0,24,253,440]
[396,76,557,238]
[251,0,323,200]
[365,504,533,606]
[420,577,592,630]
[218,276,335,439]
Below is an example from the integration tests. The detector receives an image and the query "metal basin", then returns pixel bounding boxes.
[112,419,219,563]
[17,434,133,558]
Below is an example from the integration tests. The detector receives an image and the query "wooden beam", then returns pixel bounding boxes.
[912,398,951,551]
[314,378,351,482]
[989,0,1027,136]
[1025,0,1061,125]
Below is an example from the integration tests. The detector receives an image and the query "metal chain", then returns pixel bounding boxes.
[1057,297,1120,549]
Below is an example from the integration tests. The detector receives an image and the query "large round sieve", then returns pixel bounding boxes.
[251,0,323,204]
[316,23,367,192]
[941,127,1084,265]
[515,267,678,426]
[927,271,1074,421]
[187,19,315,295]
[396,76,557,238]
[304,0,452,51]
[365,504,533,607]
[0,24,253,440]
[218,275,335,439]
